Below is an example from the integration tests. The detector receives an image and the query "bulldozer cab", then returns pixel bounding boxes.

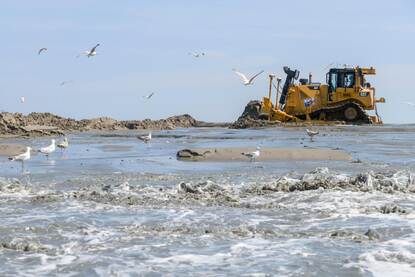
[326,68,356,101]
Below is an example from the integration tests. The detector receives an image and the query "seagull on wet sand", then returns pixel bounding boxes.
[8,147,31,173]
[143,92,155,100]
[57,138,69,151]
[78,43,100,58]
[38,48,47,55]
[188,52,205,58]
[38,139,56,158]
[241,146,261,162]
[233,69,264,86]
[306,129,319,141]
[137,132,152,143]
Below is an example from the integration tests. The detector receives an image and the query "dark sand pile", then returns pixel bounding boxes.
[0,112,208,137]
[230,100,280,129]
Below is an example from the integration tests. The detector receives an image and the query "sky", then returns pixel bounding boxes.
[1,0,415,123]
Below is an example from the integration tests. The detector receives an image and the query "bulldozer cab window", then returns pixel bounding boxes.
[344,73,354,88]
[329,72,337,92]
[331,71,354,89]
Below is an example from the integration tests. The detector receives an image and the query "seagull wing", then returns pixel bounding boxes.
[90,43,100,53]
[38,48,47,55]
[76,51,88,58]
[9,153,21,161]
[233,69,249,83]
[40,142,54,153]
[249,70,264,83]
[148,92,154,99]
[58,141,67,148]
[40,145,50,153]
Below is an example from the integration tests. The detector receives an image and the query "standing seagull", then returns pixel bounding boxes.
[38,48,48,55]
[306,129,319,141]
[57,137,69,152]
[241,146,261,162]
[38,139,56,159]
[78,43,100,58]
[143,92,155,100]
[232,69,264,86]
[9,147,31,173]
[137,132,152,143]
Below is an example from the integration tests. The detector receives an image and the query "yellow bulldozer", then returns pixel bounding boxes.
[259,66,385,124]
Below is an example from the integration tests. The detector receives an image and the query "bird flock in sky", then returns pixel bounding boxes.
[18,43,273,105]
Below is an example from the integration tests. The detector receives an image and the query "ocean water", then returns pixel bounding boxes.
[1,125,415,276]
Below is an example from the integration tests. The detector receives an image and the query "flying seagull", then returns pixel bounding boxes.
[9,147,31,173]
[20,96,25,103]
[188,52,205,58]
[232,69,264,86]
[306,129,319,141]
[57,137,69,151]
[38,48,48,55]
[38,139,56,159]
[241,146,261,162]
[78,43,100,58]
[404,101,415,107]
[60,80,74,86]
[137,132,152,143]
[143,92,155,100]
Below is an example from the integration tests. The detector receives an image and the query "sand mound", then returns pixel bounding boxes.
[0,112,201,137]
[230,100,280,129]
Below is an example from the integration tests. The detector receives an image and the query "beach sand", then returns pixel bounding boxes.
[0,144,26,157]
[177,147,352,161]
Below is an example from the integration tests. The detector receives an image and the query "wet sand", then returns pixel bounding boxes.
[0,144,26,157]
[1,127,415,276]
[177,147,352,161]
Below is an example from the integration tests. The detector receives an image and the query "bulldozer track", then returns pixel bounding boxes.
[238,100,373,125]
[308,101,373,124]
